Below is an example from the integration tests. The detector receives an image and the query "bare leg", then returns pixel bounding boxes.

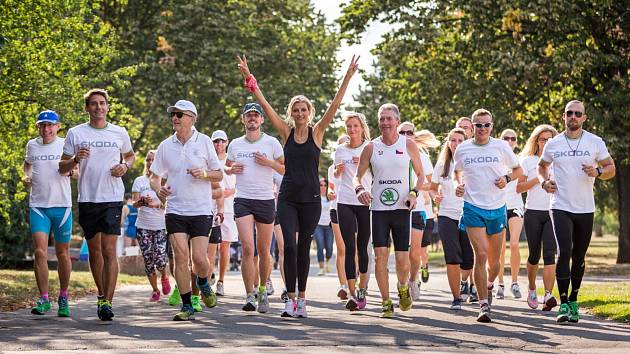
[101,234,119,301]
[87,234,104,296]
[446,264,462,299]
[54,241,71,291]
[32,233,49,295]
[508,217,523,283]
[374,247,390,300]
[332,222,347,287]
[408,228,423,282]
[255,222,274,288]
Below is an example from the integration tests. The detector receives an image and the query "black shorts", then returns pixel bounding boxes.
[78,202,123,240]
[438,216,474,270]
[234,198,276,224]
[422,217,435,247]
[371,209,410,251]
[507,208,523,219]
[209,225,222,244]
[411,211,426,231]
[330,208,338,224]
[165,214,212,238]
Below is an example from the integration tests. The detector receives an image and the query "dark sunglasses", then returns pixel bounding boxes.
[565,110,583,118]
[503,136,517,142]
[399,130,414,136]
[213,139,227,144]
[170,111,192,118]
[537,137,551,143]
[474,122,492,128]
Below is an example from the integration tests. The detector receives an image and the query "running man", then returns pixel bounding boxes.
[354,103,425,318]
[453,108,522,322]
[59,89,136,321]
[538,100,615,323]
[24,110,74,317]
[226,102,284,313]
[150,99,222,321]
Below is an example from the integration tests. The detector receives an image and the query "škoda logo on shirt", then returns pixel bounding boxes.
[380,188,399,206]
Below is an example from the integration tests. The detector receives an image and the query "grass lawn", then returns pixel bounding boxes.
[0,269,146,312]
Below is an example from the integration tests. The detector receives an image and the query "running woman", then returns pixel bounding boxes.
[226,102,284,314]
[538,100,615,323]
[314,177,334,276]
[237,54,359,318]
[517,124,559,311]
[335,112,372,311]
[150,99,222,321]
[453,108,522,322]
[24,110,73,317]
[131,150,170,302]
[497,129,524,299]
[430,127,473,310]
[59,89,136,321]
[330,135,351,300]
[354,103,425,318]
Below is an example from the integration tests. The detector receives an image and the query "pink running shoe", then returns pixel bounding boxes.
[150,290,160,302]
[356,288,367,310]
[161,276,171,295]
[527,289,539,309]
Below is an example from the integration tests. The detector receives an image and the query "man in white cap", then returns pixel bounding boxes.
[150,99,223,321]
[59,89,136,321]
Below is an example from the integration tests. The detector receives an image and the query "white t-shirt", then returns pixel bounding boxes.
[504,179,524,210]
[540,130,610,213]
[520,155,551,211]
[318,196,332,225]
[432,160,463,221]
[454,138,520,210]
[63,122,133,203]
[334,142,372,206]
[25,137,72,208]
[413,152,434,213]
[370,136,411,211]
[219,157,236,214]
[150,128,222,216]
[131,175,166,230]
[227,133,283,200]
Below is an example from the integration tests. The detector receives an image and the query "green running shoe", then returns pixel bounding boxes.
[57,296,70,317]
[421,266,429,283]
[31,298,51,315]
[191,295,203,312]
[381,299,394,318]
[196,278,218,309]
[168,285,180,306]
[568,301,580,323]
[398,284,412,311]
[557,302,570,323]
[173,304,195,321]
[100,300,114,321]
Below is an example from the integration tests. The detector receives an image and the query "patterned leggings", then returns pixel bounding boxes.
[136,228,168,276]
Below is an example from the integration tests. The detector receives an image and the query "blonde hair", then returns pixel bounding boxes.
[398,121,414,133]
[500,128,517,139]
[471,108,492,121]
[344,112,371,142]
[521,124,558,157]
[438,128,467,178]
[414,129,440,154]
[143,150,156,176]
[84,88,109,106]
[285,95,316,127]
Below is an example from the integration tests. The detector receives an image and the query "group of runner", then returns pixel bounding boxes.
[23,55,615,324]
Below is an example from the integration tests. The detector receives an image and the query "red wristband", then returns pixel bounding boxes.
[244,74,258,93]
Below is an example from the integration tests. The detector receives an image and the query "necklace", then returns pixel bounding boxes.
[563,131,583,153]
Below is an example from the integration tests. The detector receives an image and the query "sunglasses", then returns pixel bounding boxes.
[503,136,517,142]
[537,137,551,143]
[473,122,492,128]
[213,139,227,144]
[399,130,414,136]
[565,110,584,118]
[170,111,192,118]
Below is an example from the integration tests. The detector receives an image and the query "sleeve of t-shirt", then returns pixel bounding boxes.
[453,148,463,172]
[421,153,434,176]
[540,141,553,164]
[327,165,334,184]
[131,177,141,193]
[226,141,235,162]
[62,129,76,156]
[272,138,283,160]
[431,160,443,183]
[150,143,167,177]
[503,144,520,169]
[205,138,222,171]
[595,136,611,162]
[25,141,32,164]
[120,127,133,154]
[519,157,529,178]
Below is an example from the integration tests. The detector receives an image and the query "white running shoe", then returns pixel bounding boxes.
[216,281,225,296]
[496,284,505,299]
[511,282,522,299]
[294,298,308,318]
[281,299,295,317]
[408,280,421,301]
[258,289,270,313]
[266,278,275,295]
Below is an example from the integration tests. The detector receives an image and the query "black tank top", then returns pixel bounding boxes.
[279,127,321,202]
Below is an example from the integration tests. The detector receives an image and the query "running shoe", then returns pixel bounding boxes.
[450,298,463,310]
[161,276,171,295]
[209,272,216,286]
[317,268,325,276]
[281,289,289,303]
[468,284,479,303]
[381,299,394,318]
[496,284,505,299]
[460,281,470,302]
[511,282,522,299]
[100,300,114,321]
[557,302,570,322]
[409,280,421,301]
[31,298,51,315]
[527,289,538,309]
[477,303,491,322]
[568,301,579,323]
[173,304,195,321]
[294,298,307,318]
[346,297,358,311]
[337,285,349,300]
[216,281,225,296]
[150,290,161,302]
[57,296,70,317]
[281,299,295,317]
[96,297,105,320]
[168,285,180,306]
[325,263,331,274]
[243,292,256,311]
[542,294,558,312]
[421,265,429,283]
[191,295,203,312]
[266,278,275,295]
[356,288,368,310]
[196,277,217,308]
[258,288,270,313]
[398,284,412,311]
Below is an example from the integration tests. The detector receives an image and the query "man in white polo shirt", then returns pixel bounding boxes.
[226,103,284,313]
[59,89,136,321]
[150,99,223,321]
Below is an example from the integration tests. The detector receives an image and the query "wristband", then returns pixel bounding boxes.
[504,174,511,183]
[244,74,259,93]
[596,167,603,177]
[355,185,365,194]
[409,190,418,198]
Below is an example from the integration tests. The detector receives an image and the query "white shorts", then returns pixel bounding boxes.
[220,212,238,242]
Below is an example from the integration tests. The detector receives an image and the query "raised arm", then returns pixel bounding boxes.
[237,55,290,141]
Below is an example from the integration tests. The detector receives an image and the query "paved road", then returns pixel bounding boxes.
[1,261,629,353]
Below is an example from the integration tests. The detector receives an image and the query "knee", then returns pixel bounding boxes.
[242,245,255,259]
[192,254,208,268]
[34,247,47,261]
[474,250,487,263]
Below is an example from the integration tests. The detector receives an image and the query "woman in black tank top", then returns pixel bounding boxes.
[237,54,359,317]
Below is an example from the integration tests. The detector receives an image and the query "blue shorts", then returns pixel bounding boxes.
[30,207,73,243]
[460,202,507,235]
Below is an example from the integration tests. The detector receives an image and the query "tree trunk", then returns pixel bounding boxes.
[616,159,630,263]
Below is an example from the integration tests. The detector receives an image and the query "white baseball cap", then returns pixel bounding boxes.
[211,130,228,141]
[167,100,197,117]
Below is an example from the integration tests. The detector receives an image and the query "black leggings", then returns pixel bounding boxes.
[524,209,556,266]
[550,209,593,302]
[278,199,321,293]
[337,203,371,280]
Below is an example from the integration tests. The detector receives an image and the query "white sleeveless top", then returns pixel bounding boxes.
[369,136,411,211]
[335,141,372,206]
